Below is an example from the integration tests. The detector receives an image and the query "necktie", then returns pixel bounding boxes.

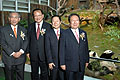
[56,30,59,40]
[37,24,40,40]
[75,30,79,43]
[14,27,17,38]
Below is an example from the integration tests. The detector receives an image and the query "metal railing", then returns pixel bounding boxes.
[90,57,120,63]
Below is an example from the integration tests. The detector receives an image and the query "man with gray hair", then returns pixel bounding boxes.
[1,12,28,80]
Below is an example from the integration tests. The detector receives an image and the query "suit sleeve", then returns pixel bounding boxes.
[45,31,53,64]
[1,29,14,56]
[84,32,89,63]
[59,31,66,65]
[21,28,28,53]
[26,25,31,53]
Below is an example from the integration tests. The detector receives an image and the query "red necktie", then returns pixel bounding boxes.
[14,27,17,38]
[56,30,59,40]
[75,30,79,43]
[37,24,40,40]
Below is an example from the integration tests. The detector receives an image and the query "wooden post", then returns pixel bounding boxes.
[2,11,4,26]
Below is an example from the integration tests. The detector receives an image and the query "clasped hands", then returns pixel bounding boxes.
[13,52,22,58]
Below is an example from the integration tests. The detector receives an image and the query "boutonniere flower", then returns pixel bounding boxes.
[80,32,85,40]
[40,29,46,36]
[10,34,14,37]
[20,31,25,40]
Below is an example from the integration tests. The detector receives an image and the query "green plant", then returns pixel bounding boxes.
[104,23,120,41]
[19,19,28,29]
[91,11,100,29]
[87,61,102,71]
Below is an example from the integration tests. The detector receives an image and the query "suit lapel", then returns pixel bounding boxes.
[79,28,83,44]
[7,25,14,36]
[8,25,17,39]
[17,26,20,39]
[52,28,58,41]
[41,21,46,29]
[33,22,37,40]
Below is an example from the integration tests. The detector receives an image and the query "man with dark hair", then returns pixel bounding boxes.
[27,8,51,80]
[45,15,65,80]
[59,13,89,80]
[1,12,28,80]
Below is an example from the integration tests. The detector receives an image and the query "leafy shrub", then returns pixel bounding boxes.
[104,23,120,41]
[19,19,28,29]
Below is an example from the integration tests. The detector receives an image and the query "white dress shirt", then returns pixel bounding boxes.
[54,28,60,36]
[71,28,79,38]
[35,20,43,32]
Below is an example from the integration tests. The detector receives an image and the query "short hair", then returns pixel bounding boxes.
[51,15,61,23]
[68,13,80,23]
[32,8,44,17]
[8,12,21,18]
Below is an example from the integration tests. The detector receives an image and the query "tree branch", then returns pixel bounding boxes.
[47,5,57,12]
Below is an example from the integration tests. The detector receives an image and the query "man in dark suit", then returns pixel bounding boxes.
[0,12,28,80]
[27,8,51,80]
[45,15,64,80]
[59,13,89,80]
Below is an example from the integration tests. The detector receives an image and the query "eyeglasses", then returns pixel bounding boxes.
[34,15,43,18]
[71,20,80,23]
[10,16,19,19]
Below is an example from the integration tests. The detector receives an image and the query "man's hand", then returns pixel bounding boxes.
[61,65,66,70]
[49,63,55,70]
[27,53,30,59]
[86,63,89,67]
[13,52,22,58]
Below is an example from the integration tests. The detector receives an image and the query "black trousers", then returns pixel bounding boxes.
[66,71,84,80]
[50,68,65,80]
[31,60,49,80]
[4,63,25,80]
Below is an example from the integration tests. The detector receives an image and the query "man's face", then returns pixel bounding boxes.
[33,10,44,23]
[8,13,20,26]
[70,15,80,29]
[52,17,61,29]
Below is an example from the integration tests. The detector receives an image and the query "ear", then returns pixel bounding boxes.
[18,18,21,21]
[42,14,44,18]
[88,50,91,52]
[8,17,10,21]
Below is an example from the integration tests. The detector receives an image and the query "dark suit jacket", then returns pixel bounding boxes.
[59,28,89,72]
[45,28,64,68]
[1,25,28,66]
[27,21,51,61]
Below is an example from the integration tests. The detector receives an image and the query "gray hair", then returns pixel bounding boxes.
[8,12,21,18]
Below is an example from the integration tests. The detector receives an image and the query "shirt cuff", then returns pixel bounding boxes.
[19,49,24,54]
[10,52,15,56]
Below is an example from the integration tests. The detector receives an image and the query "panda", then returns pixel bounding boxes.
[100,50,114,59]
[100,50,118,72]
[89,50,99,58]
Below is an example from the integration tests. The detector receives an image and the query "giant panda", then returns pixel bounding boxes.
[100,50,114,59]
[89,50,99,58]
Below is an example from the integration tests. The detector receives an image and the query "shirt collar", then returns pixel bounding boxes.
[36,20,43,27]
[71,28,79,32]
[11,25,18,30]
